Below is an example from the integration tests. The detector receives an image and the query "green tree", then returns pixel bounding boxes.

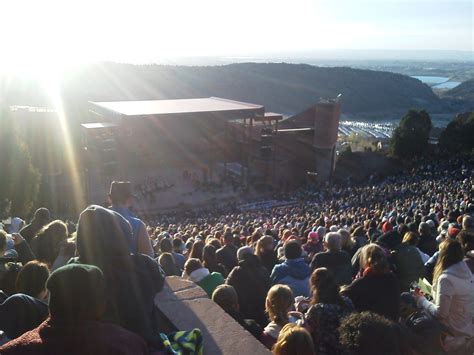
[439,112,474,153]
[339,144,352,159]
[390,109,432,159]
[0,105,41,217]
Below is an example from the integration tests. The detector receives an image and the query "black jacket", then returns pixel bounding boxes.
[342,272,400,322]
[216,244,238,272]
[418,234,438,257]
[226,309,262,340]
[0,294,48,340]
[226,254,271,326]
[310,250,352,286]
[19,222,45,244]
[258,250,279,274]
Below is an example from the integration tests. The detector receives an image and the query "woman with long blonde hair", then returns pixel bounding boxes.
[415,239,474,352]
[272,323,315,355]
[261,284,301,350]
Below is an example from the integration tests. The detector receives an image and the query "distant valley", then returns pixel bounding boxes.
[3,62,473,122]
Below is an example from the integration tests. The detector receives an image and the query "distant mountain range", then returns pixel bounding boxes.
[444,79,474,101]
[4,62,468,119]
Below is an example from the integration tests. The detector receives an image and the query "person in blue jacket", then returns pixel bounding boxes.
[270,240,311,297]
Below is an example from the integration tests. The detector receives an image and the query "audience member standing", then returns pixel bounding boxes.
[108,181,154,257]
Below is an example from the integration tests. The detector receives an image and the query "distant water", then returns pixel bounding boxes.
[412,75,460,89]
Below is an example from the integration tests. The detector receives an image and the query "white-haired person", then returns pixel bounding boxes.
[310,232,352,286]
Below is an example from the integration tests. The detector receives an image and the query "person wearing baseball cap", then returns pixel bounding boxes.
[108,181,153,257]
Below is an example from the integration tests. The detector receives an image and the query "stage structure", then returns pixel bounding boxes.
[82,97,283,205]
[8,96,341,213]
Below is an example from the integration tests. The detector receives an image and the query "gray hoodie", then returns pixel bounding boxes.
[418,261,474,351]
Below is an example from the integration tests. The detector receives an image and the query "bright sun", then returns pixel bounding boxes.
[0,0,337,79]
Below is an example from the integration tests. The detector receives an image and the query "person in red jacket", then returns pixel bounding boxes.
[0,263,148,355]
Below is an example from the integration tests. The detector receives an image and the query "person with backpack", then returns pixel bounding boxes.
[108,181,153,257]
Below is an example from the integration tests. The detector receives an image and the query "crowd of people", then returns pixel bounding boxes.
[0,155,473,354]
[135,176,175,203]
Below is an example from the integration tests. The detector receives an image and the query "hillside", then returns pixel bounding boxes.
[5,62,445,117]
[444,79,474,101]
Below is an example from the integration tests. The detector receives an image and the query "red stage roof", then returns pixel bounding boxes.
[90,97,264,118]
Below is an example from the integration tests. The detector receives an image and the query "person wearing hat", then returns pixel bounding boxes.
[108,181,153,257]
[19,208,51,244]
[0,264,148,354]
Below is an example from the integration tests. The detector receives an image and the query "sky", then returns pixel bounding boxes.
[0,0,472,72]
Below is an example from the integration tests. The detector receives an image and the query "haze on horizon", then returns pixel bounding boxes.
[0,0,472,74]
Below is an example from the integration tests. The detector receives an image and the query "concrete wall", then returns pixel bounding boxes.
[155,277,271,355]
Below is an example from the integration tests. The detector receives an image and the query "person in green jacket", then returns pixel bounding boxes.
[184,258,224,297]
